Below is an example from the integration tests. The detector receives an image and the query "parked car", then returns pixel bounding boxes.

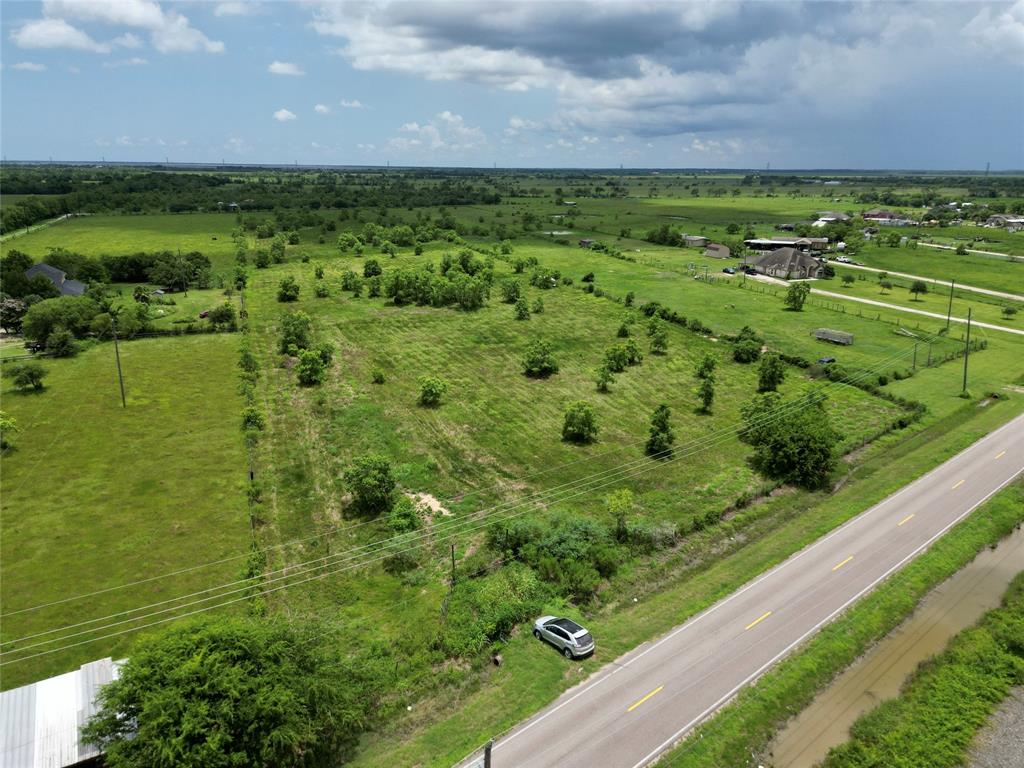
[199,310,210,319]
[834,256,851,263]
[817,356,836,364]
[533,616,595,659]
[722,267,736,274]
[743,266,758,274]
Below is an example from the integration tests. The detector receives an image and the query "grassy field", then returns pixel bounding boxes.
[0,334,249,688]
[849,241,1024,293]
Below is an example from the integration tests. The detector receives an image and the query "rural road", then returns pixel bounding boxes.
[918,241,1023,261]
[830,262,1024,303]
[469,413,1024,768]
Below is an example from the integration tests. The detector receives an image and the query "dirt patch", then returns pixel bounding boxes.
[406,491,453,520]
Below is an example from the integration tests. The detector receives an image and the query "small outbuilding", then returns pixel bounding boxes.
[579,238,594,248]
[813,328,855,345]
[684,235,709,247]
[704,243,731,259]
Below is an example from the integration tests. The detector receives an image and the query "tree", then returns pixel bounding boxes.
[733,338,761,363]
[595,365,613,392]
[81,617,381,768]
[650,325,668,355]
[147,256,193,292]
[955,243,968,255]
[241,406,265,431]
[531,297,544,314]
[500,279,521,304]
[514,296,530,320]
[253,249,270,269]
[0,410,18,449]
[910,280,928,300]
[363,259,382,278]
[0,297,28,333]
[1002,305,1019,320]
[841,274,855,286]
[296,348,327,386]
[879,280,893,294]
[758,353,785,392]
[604,488,634,542]
[337,231,361,252]
[46,327,77,357]
[784,282,811,311]
[696,353,717,380]
[207,303,236,329]
[22,296,100,341]
[562,401,599,443]
[522,339,558,378]
[697,376,715,413]
[279,310,312,353]
[646,404,674,457]
[739,392,840,489]
[344,454,395,514]
[418,376,449,407]
[277,276,300,302]
[13,362,47,391]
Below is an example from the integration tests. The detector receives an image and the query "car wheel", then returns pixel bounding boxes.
[533,629,541,639]
[563,647,574,659]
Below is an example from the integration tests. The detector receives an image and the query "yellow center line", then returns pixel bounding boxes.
[627,685,664,712]
[898,513,915,526]
[952,479,965,490]
[745,611,772,631]
[995,451,1006,460]
[832,555,854,572]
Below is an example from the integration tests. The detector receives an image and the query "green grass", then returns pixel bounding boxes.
[820,570,1024,768]
[0,334,250,689]
[850,242,1024,294]
[659,480,1024,768]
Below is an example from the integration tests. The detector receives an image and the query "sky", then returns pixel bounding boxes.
[1,0,1023,169]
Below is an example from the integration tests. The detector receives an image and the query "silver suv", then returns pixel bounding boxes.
[533,616,595,659]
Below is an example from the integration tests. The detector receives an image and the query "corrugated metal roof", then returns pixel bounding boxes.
[0,658,121,768]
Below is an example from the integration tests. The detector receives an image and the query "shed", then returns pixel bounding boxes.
[704,243,731,259]
[579,238,594,248]
[0,657,123,768]
[813,328,854,345]
[684,235,709,247]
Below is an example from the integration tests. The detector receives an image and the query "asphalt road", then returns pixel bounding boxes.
[479,413,1024,768]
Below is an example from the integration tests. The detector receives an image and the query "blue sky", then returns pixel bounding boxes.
[2,0,1023,169]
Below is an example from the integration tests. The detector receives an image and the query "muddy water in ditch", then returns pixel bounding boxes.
[767,524,1024,768]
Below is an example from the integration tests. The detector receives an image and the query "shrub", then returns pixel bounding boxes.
[697,376,715,413]
[733,338,761,363]
[624,291,635,307]
[12,363,47,391]
[514,296,530,320]
[238,344,259,376]
[650,326,668,355]
[296,349,327,386]
[696,353,717,379]
[522,339,559,378]
[581,271,595,283]
[784,282,810,311]
[604,344,629,372]
[314,283,330,298]
[646,403,674,457]
[418,376,449,407]
[279,311,312,353]
[0,411,18,450]
[386,495,422,533]
[562,401,599,443]
[277,276,300,302]
[617,322,630,338]
[344,454,395,514]
[500,279,522,304]
[363,259,382,278]
[624,338,643,365]
[371,369,386,384]
[46,327,77,357]
[241,406,265,431]
[207,303,236,329]
[595,365,613,392]
[531,297,544,314]
[758,353,785,392]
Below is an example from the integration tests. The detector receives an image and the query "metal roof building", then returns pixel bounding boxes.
[1,658,122,768]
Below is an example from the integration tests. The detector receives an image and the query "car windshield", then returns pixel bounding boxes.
[552,618,584,634]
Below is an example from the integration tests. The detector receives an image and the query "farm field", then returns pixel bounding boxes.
[0,334,250,688]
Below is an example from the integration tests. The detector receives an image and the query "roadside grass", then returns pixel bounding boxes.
[818,570,1024,768]
[0,334,249,689]
[850,241,1024,293]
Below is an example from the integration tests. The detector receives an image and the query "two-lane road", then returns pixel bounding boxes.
[478,413,1024,768]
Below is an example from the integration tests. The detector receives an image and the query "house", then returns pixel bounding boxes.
[704,243,731,259]
[862,209,915,226]
[684,235,709,247]
[744,236,828,254]
[25,263,87,297]
[813,328,854,345]
[0,657,123,768]
[986,214,1024,230]
[748,247,825,280]
[579,238,594,248]
[816,211,851,222]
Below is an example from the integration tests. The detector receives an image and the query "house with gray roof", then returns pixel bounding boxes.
[25,264,87,297]
[748,247,825,280]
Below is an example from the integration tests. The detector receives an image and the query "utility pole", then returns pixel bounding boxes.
[962,307,972,393]
[450,543,456,585]
[484,739,493,768]
[946,280,955,331]
[912,342,917,370]
[111,316,127,408]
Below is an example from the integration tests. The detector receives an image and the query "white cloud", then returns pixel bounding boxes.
[965,0,1024,58]
[273,108,297,122]
[581,135,599,144]
[102,57,149,69]
[268,60,304,76]
[151,12,224,53]
[13,62,47,72]
[339,99,365,108]
[113,32,143,48]
[357,143,376,151]
[314,103,331,114]
[387,111,486,153]
[612,135,625,143]
[11,18,111,53]
[214,2,259,17]
[225,136,253,154]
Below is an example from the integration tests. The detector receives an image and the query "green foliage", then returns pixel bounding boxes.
[0,410,19,449]
[314,264,325,279]
[314,283,330,298]
[650,325,669,355]
[22,296,100,341]
[531,297,544,314]
[595,364,613,392]
[739,392,840,489]
[253,249,270,269]
[909,279,929,300]
[440,564,545,656]
[522,339,559,378]
[371,369,386,384]
[81,617,383,768]
[296,348,328,386]
[696,353,717,380]
[784,282,811,311]
[276,276,300,302]
[697,376,715,413]
[646,403,675,457]
[562,400,599,443]
[500,279,522,304]
[514,296,531,320]
[238,344,259,377]
[344,454,395,514]
[733,338,762,364]
[207,303,236,329]
[241,406,265,431]
[758,353,785,392]
[363,259,382,278]
[12,362,47,391]
[46,327,77,357]
[418,375,449,407]
[385,495,422,533]
[278,310,312,353]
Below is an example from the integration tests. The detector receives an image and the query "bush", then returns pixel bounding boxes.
[371,369,386,384]
[500,279,522,304]
[758,353,785,392]
[207,303,236,329]
[296,349,328,386]
[646,403,674,457]
[12,362,47,391]
[733,338,761,363]
[581,271,595,283]
[562,401,599,443]
[604,344,629,372]
[46,327,78,357]
[277,276,300,302]
[514,296,530,320]
[440,564,545,656]
[595,365,613,392]
[314,283,330,298]
[697,376,715,413]
[522,339,558,378]
[784,282,810,311]
[531,297,544,314]
[22,295,100,341]
[279,310,312,353]
[241,406,265,431]
[418,376,449,407]
[344,454,395,514]
[386,495,422,533]
[363,259,382,278]
[696,353,717,379]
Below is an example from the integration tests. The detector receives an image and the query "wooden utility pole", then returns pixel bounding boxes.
[962,307,972,393]
[111,316,127,408]
[946,280,955,330]
[450,543,457,585]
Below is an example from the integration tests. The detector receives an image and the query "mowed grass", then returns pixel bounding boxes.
[0,212,240,271]
[0,334,249,689]
[851,241,1024,294]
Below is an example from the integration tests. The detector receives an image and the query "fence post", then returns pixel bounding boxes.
[484,739,493,768]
